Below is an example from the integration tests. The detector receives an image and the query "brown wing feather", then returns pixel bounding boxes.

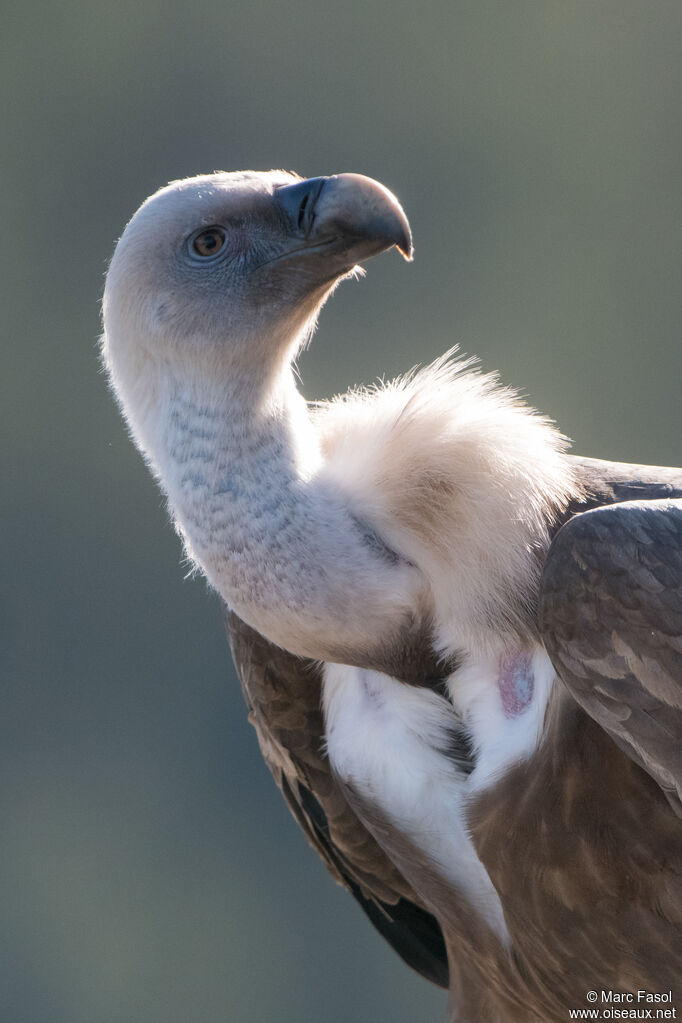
[567,455,682,504]
[542,460,682,813]
[224,607,449,988]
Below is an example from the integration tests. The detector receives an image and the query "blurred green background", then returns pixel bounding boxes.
[2,2,681,1021]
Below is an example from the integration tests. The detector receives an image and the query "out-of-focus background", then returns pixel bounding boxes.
[3,3,681,1021]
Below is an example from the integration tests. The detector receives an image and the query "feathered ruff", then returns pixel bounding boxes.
[313,350,583,655]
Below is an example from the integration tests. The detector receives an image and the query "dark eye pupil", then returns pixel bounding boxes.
[192,227,226,258]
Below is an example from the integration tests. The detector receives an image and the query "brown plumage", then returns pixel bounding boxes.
[227,455,682,1021]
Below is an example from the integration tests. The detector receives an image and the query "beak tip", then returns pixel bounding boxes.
[387,200,413,262]
[400,242,414,262]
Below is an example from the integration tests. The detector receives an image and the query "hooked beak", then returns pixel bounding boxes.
[274,173,413,269]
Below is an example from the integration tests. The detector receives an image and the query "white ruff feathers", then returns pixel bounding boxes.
[316,352,579,655]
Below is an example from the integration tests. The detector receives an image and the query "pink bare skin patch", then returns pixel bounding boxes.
[498,651,534,718]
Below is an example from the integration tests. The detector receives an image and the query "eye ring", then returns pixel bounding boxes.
[189,226,228,260]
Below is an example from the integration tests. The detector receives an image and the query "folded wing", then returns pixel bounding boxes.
[541,477,682,815]
[225,608,449,988]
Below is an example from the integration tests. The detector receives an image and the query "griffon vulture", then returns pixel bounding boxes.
[102,171,682,1022]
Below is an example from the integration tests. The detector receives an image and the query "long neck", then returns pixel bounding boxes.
[153,363,421,664]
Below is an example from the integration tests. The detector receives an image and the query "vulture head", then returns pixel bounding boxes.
[103,171,411,395]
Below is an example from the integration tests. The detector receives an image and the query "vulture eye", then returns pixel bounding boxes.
[190,226,227,260]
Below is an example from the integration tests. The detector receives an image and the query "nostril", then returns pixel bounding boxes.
[275,176,328,236]
[306,178,326,233]
[297,192,309,231]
